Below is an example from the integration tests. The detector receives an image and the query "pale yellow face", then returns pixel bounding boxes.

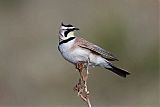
[67,31,75,38]
[61,31,75,40]
[59,30,75,40]
[59,24,79,40]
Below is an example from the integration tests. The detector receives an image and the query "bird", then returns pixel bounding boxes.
[58,22,130,78]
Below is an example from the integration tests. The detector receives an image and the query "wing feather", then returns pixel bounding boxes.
[77,37,118,61]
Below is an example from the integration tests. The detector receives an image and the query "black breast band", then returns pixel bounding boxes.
[59,37,75,45]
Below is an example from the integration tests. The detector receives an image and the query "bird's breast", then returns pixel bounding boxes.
[59,43,90,64]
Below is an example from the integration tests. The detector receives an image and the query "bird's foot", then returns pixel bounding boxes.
[75,61,86,71]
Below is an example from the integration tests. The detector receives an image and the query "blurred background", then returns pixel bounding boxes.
[0,0,159,107]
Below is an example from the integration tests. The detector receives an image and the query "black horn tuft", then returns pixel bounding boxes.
[61,22,65,26]
[61,22,73,27]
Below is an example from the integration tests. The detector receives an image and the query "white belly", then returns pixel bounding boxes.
[61,47,90,64]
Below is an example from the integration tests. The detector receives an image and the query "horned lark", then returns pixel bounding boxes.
[58,23,130,77]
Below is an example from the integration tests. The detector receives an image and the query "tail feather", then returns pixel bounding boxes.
[106,63,130,78]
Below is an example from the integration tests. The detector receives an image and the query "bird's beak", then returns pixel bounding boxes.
[74,27,80,30]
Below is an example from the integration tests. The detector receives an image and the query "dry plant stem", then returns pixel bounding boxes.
[85,60,91,107]
[75,62,91,107]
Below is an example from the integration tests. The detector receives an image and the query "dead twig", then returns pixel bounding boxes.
[74,61,91,107]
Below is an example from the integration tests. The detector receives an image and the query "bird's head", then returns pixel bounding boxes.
[59,22,79,40]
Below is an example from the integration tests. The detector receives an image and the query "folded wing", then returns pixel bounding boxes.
[77,37,118,61]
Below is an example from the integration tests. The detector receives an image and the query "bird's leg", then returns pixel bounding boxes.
[75,61,85,72]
